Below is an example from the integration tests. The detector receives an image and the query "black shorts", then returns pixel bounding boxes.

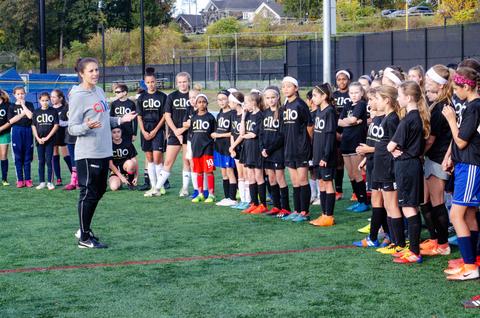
[263,161,285,170]
[319,167,335,181]
[54,127,66,146]
[167,132,188,146]
[394,158,423,207]
[371,181,396,192]
[285,159,309,169]
[141,126,165,152]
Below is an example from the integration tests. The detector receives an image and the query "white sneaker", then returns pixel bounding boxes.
[216,198,230,206]
[47,182,55,190]
[144,188,160,197]
[35,182,46,190]
[217,198,237,206]
[312,198,321,205]
[179,188,189,197]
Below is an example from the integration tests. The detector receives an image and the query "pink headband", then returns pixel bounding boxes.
[454,73,476,88]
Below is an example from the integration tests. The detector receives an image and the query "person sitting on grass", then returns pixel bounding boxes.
[109,127,138,191]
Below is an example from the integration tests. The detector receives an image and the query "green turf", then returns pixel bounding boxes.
[0,151,478,317]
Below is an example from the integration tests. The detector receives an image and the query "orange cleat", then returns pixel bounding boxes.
[309,215,326,226]
[316,215,335,227]
[335,192,343,201]
[446,264,479,281]
[350,193,357,201]
[421,243,451,256]
[420,239,438,250]
[241,203,257,214]
[250,204,268,214]
[265,207,281,216]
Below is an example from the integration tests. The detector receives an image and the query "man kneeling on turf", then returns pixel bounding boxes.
[109,127,138,191]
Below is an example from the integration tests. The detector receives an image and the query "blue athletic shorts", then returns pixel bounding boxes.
[213,151,236,169]
[452,162,480,207]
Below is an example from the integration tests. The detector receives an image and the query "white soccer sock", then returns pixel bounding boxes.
[182,170,190,190]
[147,162,156,190]
[156,169,171,190]
[244,181,251,203]
[238,179,245,202]
[191,172,198,190]
[309,178,317,199]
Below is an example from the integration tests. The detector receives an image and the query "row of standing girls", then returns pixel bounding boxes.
[0,88,77,190]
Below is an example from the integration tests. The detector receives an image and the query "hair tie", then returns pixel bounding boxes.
[426,68,448,85]
[453,73,476,88]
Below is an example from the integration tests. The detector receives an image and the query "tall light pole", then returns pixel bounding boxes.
[323,0,331,84]
[141,0,146,77]
[98,0,106,90]
[39,0,47,73]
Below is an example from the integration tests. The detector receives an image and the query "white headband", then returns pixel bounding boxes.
[228,93,243,106]
[426,68,448,85]
[195,93,208,103]
[250,89,262,94]
[385,71,403,86]
[282,76,298,87]
[384,67,394,74]
[227,88,238,93]
[335,70,351,79]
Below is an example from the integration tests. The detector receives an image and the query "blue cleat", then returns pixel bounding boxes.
[353,236,380,248]
[346,202,360,211]
[352,202,370,213]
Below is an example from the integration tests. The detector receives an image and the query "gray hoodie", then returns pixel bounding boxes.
[68,85,119,160]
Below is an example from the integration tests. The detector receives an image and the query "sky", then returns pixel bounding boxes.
[174,0,210,15]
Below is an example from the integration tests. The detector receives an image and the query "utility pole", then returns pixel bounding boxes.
[141,0,146,77]
[39,0,47,73]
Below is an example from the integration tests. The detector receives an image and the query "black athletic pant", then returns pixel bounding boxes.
[77,158,109,241]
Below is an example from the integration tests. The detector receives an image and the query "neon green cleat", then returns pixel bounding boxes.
[204,194,216,203]
[192,193,205,203]
[357,223,371,234]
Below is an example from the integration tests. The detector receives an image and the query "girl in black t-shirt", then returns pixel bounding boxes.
[213,90,237,206]
[333,69,352,199]
[261,86,290,216]
[338,82,369,212]
[306,89,319,205]
[387,81,430,264]
[309,83,337,227]
[240,92,267,214]
[229,92,250,210]
[51,89,71,186]
[109,127,138,191]
[280,76,314,222]
[442,66,480,280]
[32,92,59,190]
[0,90,12,185]
[138,68,167,197]
[420,64,454,256]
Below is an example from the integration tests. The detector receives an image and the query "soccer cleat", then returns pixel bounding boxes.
[379,237,391,247]
[78,237,108,249]
[377,243,407,255]
[64,183,76,191]
[446,264,479,281]
[292,211,310,222]
[204,194,216,203]
[463,295,480,308]
[352,202,370,213]
[144,188,160,197]
[351,193,357,201]
[241,203,258,214]
[393,251,423,264]
[353,236,380,248]
[203,190,209,199]
[309,215,325,226]
[419,239,438,250]
[56,178,62,186]
[421,243,451,256]
[265,207,281,216]
[137,183,150,191]
[357,223,371,234]
[35,182,46,190]
[191,189,199,199]
[282,211,299,221]
[179,188,189,197]
[191,193,205,203]
[311,197,320,205]
[250,204,268,214]
[159,187,166,195]
[16,181,25,188]
[25,180,33,188]
[216,198,237,207]
[276,210,291,218]
[75,229,99,241]
[47,182,55,190]
[236,190,241,200]
[320,215,335,226]
[335,192,343,200]
[346,202,360,211]
[2,180,9,186]
[448,235,458,246]
[164,179,171,189]
[233,202,249,210]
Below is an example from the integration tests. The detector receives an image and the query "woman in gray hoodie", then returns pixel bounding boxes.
[68,57,136,249]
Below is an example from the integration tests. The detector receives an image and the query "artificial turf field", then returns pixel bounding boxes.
[0,154,479,317]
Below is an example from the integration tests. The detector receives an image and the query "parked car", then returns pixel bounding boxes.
[381,9,396,17]
[408,6,434,16]
[387,10,406,18]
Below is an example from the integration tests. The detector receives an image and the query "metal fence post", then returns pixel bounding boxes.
[361,34,365,75]
[390,31,394,66]
[191,57,194,84]
[309,39,313,86]
[204,56,207,90]
[424,28,428,70]
[461,24,465,60]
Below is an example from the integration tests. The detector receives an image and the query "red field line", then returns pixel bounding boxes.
[0,245,355,275]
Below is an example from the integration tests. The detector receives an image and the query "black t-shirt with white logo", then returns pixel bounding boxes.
[190,112,216,157]
[391,110,425,160]
[312,105,337,167]
[333,90,351,117]
[214,110,232,155]
[0,102,11,136]
[282,97,313,162]
[112,139,137,168]
[452,98,480,165]
[8,102,35,127]
[243,110,263,159]
[136,91,167,124]
[339,100,368,153]
[453,94,467,119]
[373,112,399,182]
[426,101,452,164]
[110,99,138,138]
[259,108,283,163]
[366,115,385,162]
[165,90,189,131]
[32,107,59,140]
